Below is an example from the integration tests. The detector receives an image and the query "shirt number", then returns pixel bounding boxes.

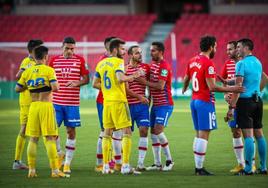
[104,71,111,89]
[27,78,45,87]
[192,72,199,92]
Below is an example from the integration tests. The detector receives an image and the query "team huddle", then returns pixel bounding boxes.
[12,35,267,178]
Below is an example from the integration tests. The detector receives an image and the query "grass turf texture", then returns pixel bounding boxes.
[0,99,267,188]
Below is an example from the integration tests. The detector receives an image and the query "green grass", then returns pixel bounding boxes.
[0,99,267,188]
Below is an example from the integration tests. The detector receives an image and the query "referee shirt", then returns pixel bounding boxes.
[235,55,262,98]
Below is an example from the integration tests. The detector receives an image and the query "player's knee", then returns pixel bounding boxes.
[254,129,263,139]
[122,127,132,135]
[30,137,39,143]
[67,127,76,139]
[232,129,242,138]
[139,127,148,137]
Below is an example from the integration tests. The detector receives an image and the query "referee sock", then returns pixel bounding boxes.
[151,134,161,166]
[27,140,37,170]
[158,132,172,161]
[44,139,58,170]
[96,131,104,166]
[102,136,112,164]
[15,134,26,161]
[244,137,254,173]
[122,134,132,164]
[256,136,267,171]
[232,137,245,167]
[65,139,76,166]
[112,130,122,164]
[194,138,208,169]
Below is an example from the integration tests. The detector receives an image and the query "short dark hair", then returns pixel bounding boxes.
[228,41,237,48]
[128,45,139,55]
[200,35,216,52]
[152,42,165,52]
[27,39,43,53]
[104,36,117,45]
[34,46,48,60]
[237,38,254,51]
[63,37,76,44]
[109,38,125,53]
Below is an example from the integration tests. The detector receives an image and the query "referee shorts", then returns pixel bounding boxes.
[236,97,263,129]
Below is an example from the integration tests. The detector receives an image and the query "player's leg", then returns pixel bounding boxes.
[147,106,162,170]
[95,102,104,172]
[153,106,174,171]
[40,101,65,178]
[53,104,65,168]
[63,106,80,174]
[27,137,38,178]
[194,100,216,175]
[13,105,29,170]
[112,129,122,171]
[230,127,245,172]
[136,104,150,170]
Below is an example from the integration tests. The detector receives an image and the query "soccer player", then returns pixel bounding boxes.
[182,35,244,175]
[15,46,65,178]
[95,36,123,172]
[92,38,144,174]
[126,45,150,171]
[221,41,245,173]
[136,42,174,171]
[49,37,89,176]
[229,38,267,175]
[12,39,43,170]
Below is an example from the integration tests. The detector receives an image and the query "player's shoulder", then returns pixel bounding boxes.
[160,59,171,69]
[73,54,85,62]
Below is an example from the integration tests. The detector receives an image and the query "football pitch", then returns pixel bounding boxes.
[0,99,267,188]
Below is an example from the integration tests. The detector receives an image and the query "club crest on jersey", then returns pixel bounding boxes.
[61,67,71,78]
[208,66,215,75]
[161,69,168,77]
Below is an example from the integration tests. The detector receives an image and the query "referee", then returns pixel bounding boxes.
[229,38,267,175]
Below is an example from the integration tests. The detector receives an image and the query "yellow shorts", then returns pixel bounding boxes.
[26,101,58,137]
[103,102,131,130]
[19,105,30,125]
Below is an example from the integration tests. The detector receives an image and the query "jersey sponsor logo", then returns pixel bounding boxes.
[161,69,168,77]
[61,67,71,78]
[208,66,215,75]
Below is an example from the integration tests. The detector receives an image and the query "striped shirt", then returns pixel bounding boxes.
[221,59,236,80]
[125,62,150,105]
[49,54,89,106]
[149,60,173,106]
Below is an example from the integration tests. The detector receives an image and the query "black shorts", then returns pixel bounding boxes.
[236,97,263,129]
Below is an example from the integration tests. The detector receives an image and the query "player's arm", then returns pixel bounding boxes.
[116,70,143,83]
[125,82,149,104]
[206,77,244,93]
[66,74,89,87]
[182,75,190,94]
[92,75,101,90]
[50,81,59,92]
[15,69,24,80]
[229,76,243,108]
[138,78,166,90]
[260,72,268,91]
[15,72,26,93]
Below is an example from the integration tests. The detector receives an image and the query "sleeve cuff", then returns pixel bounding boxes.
[115,70,124,73]
[49,79,57,83]
[16,83,24,88]
[95,72,100,78]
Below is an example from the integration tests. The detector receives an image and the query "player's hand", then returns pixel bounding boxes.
[224,109,234,122]
[224,93,232,104]
[230,85,245,93]
[138,95,149,104]
[134,68,146,78]
[65,81,81,87]
[135,77,147,85]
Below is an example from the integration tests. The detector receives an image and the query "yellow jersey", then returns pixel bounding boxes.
[95,56,127,103]
[18,56,36,105]
[17,64,57,92]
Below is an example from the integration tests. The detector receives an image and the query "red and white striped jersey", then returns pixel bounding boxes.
[125,62,150,105]
[149,60,174,106]
[221,59,236,80]
[49,54,89,106]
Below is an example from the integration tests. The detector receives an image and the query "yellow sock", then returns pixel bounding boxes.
[44,139,58,170]
[102,136,111,164]
[27,140,37,169]
[15,134,26,161]
[122,134,132,164]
